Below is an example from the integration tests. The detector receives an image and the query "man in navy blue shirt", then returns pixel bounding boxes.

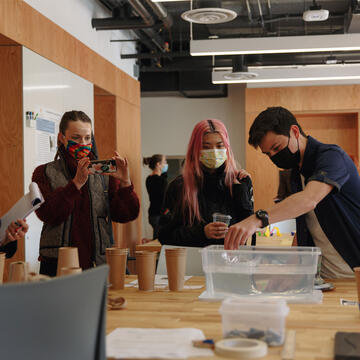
[225,106,360,278]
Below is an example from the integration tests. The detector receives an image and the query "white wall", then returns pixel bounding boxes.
[23,0,136,78]
[23,47,94,272]
[140,85,246,238]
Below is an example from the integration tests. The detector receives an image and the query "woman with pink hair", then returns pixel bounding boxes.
[158,119,253,247]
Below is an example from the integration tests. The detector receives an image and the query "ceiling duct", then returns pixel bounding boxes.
[92,0,155,30]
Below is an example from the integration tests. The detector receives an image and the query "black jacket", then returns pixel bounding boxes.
[158,167,254,247]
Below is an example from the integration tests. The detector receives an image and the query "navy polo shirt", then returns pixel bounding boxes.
[291,136,360,269]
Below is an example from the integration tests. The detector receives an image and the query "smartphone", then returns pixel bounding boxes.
[88,159,117,174]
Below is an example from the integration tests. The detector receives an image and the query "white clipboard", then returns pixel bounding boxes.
[0,182,44,243]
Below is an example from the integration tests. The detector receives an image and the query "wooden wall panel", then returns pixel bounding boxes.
[0,0,140,106]
[0,46,24,280]
[94,86,122,246]
[94,93,117,159]
[245,86,360,210]
[246,85,360,113]
[297,113,358,159]
[115,98,142,252]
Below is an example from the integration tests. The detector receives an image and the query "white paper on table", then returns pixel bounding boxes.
[106,328,214,359]
[0,182,44,243]
[128,275,193,287]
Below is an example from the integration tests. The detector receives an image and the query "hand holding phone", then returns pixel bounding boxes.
[88,159,117,175]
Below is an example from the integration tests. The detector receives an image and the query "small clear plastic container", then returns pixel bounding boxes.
[212,213,232,225]
[201,245,321,301]
[219,297,289,346]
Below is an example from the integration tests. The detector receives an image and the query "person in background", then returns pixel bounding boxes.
[0,220,28,258]
[158,119,253,247]
[143,154,168,239]
[32,110,139,276]
[225,106,360,278]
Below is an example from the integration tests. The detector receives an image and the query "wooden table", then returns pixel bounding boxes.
[107,276,360,360]
[136,239,162,253]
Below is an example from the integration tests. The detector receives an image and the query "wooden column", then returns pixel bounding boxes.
[0,44,24,280]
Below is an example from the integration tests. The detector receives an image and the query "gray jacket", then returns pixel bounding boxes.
[39,157,113,265]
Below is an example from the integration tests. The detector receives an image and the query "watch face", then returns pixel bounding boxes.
[256,210,269,227]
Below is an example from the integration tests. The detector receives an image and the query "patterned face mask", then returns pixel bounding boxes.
[66,139,92,160]
[199,149,227,169]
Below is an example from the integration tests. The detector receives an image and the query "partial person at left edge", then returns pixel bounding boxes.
[0,219,28,258]
[32,110,140,277]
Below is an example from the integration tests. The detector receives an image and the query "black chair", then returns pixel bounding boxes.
[0,265,108,360]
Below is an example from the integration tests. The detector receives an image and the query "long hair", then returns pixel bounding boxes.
[55,110,93,160]
[182,119,238,225]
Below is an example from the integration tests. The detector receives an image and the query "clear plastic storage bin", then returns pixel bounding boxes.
[201,245,321,300]
[219,297,290,346]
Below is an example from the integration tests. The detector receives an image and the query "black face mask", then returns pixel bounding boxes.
[270,136,300,169]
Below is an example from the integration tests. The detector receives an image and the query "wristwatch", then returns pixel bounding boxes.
[255,209,269,228]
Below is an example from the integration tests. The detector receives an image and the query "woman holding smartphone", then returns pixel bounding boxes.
[32,110,140,276]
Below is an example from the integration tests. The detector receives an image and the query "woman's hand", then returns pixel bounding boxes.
[234,169,251,184]
[238,169,251,180]
[110,152,131,187]
[204,222,229,239]
[73,157,90,190]
[2,219,28,246]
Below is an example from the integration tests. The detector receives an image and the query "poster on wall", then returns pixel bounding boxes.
[35,108,61,166]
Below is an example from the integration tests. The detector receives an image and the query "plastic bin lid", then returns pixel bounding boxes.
[219,296,290,317]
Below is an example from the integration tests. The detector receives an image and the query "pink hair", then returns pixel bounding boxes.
[182,119,239,225]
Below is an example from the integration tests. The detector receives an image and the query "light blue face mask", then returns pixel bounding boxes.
[161,164,168,173]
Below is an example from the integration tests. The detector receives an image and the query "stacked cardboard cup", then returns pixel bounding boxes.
[136,251,157,291]
[354,267,360,310]
[56,247,80,276]
[106,248,128,290]
[165,248,187,291]
[8,261,29,283]
[59,267,82,276]
[0,252,5,284]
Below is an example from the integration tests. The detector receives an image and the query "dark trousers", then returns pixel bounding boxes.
[149,215,161,240]
[40,261,57,277]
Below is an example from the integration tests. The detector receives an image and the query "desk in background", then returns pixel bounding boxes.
[107,276,359,360]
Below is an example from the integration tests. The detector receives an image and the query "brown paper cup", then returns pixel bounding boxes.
[8,261,28,283]
[354,267,360,309]
[136,251,157,291]
[57,247,80,276]
[106,251,127,290]
[106,248,129,264]
[0,252,5,284]
[59,267,82,276]
[165,248,187,291]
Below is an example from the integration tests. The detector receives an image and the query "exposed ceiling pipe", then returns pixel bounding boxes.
[92,0,155,30]
[143,0,173,29]
[267,0,272,19]
[92,0,173,55]
[257,0,265,28]
[245,0,253,24]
